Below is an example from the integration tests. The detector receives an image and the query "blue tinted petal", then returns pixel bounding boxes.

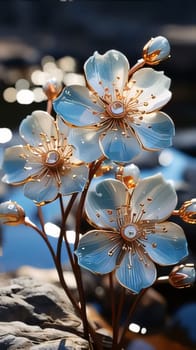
[75,230,122,274]
[56,115,70,138]
[142,222,188,265]
[2,146,42,184]
[85,179,127,229]
[84,50,129,98]
[68,127,103,162]
[24,174,58,204]
[100,129,141,163]
[131,173,177,221]
[132,111,175,150]
[20,111,57,146]
[53,85,103,127]
[60,165,89,195]
[116,249,157,293]
[128,68,171,112]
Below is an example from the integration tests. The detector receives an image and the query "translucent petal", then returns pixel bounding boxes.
[56,115,70,138]
[132,111,175,150]
[84,50,129,98]
[142,222,188,265]
[85,179,127,229]
[100,128,141,163]
[23,173,58,203]
[19,111,57,146]
[137,90,171,113]
[127,68,171,112]
[2,146,42,184]
[60,165,89,195]
[131,173,177,221]
[68,127,103,162]
[53,85,103,126]
[75,230,123,274]
[116,249,157,293]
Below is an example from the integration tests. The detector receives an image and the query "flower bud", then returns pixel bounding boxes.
[169,264,195,289]
[43,78,62,100]
[116,164,140,189]
[178,199,196,224]
[143,36,170,65]
[0,201,25,226]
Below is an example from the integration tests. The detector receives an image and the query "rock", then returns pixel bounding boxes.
[0,276,89,349]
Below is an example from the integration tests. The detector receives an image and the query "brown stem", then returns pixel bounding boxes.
[74,156,106,250]
[112,286,126,349]
[46,99,53,114]
[24,218,79,310]
[109,272,116,334]
[117,288,147,349]
[128,58,145,79]
[57,193,78,270]
[72,156,106,346]
[37,206,46,233]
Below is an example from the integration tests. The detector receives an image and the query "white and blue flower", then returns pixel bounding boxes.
[54,49,174,163]
[2,111,89,204]
[75,174,188,293]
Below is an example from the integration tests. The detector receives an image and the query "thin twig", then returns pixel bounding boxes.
[128,58,145,78]
[24,218,79,312]
[117,288,147,349]
[56,193,78,261]
[72,156,106,346]
[112,286,126,349]
[109,272,116,333]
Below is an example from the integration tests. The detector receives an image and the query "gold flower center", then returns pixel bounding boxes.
[120,224,139,242]
[44,150,61,168]
[107,101,125,118]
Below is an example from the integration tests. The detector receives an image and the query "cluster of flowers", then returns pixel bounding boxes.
[0,36,194,295]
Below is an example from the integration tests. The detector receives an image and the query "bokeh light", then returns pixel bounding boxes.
[16,89,34,104]
[0,128,13,143]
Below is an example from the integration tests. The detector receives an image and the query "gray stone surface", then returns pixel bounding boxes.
[0,276,89,349]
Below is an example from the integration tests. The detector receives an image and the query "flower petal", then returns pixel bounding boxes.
[60,165,89,195]
[23,174,58,204]
[56,115,70,138]
[53,85,103,127]
[100,128,141,163]
[75,230,122,274]
[68,127,103,162]
[2,146,42,184]
[116,249,157,293]
[132,111,175,150]
[84,50,129,98]
[85,179,128,229]
[128,68,171,112]
[19,111,57,146]
[131,173,177,221]
[142,222,188,265]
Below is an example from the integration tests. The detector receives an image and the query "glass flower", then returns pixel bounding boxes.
[2,111,89,204]
[143,36,170,65]
[169,264,195,289]
[53,49,174,163]
[75,174,188,293]
[0,201,25,226]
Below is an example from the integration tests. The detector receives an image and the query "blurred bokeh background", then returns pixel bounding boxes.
[0,1,196,349]
[0,0,196,131]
